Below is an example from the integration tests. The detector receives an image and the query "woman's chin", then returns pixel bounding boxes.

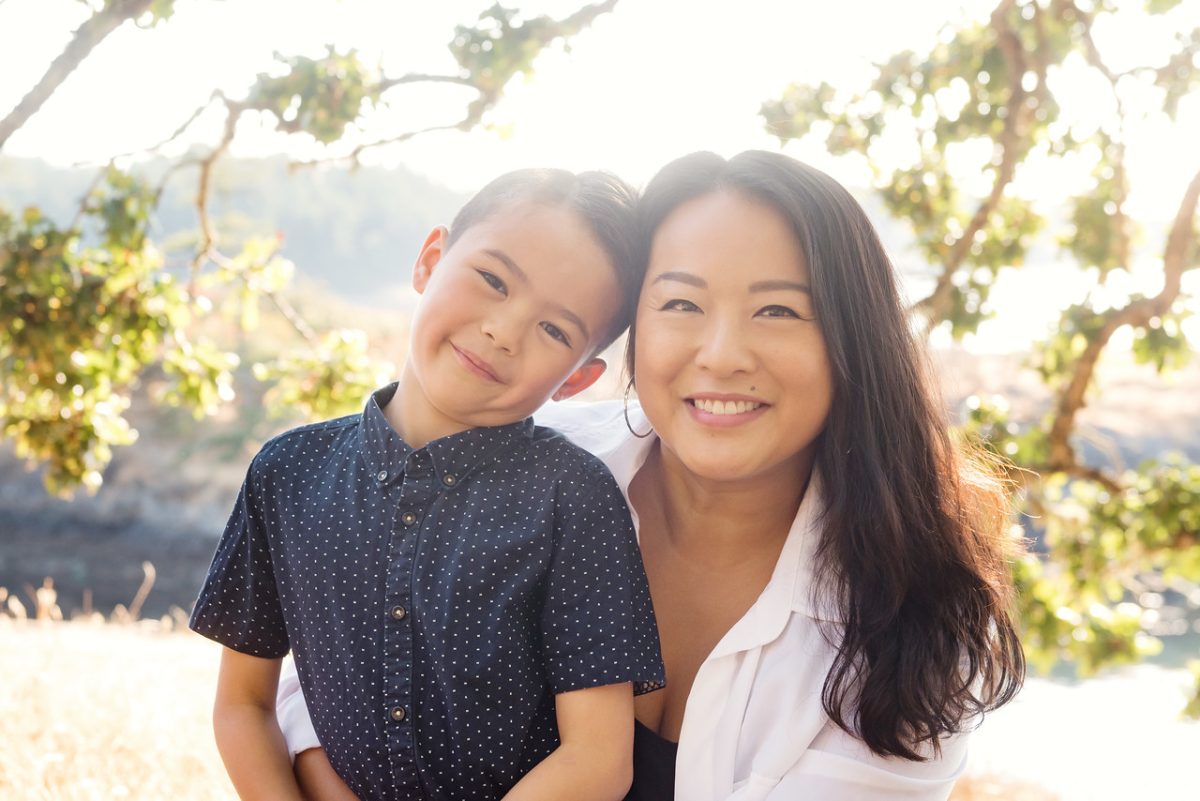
[664,447,770,485]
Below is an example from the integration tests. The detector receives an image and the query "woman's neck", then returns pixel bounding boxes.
[633,440,813,569]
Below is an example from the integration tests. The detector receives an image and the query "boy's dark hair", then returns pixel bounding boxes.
[446,168,641,353]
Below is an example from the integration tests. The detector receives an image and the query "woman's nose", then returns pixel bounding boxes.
[693,316,755,376]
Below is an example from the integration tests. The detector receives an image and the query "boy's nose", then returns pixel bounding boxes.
[480,316,517,353]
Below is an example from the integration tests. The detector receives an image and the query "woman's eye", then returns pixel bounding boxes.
[541,322,571,347]
[659,298,700,312]
[756,304,805,319]
[477,269,507,295]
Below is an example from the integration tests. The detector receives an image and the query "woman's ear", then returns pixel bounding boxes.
[551,358,608,401]
[413,226,450,293]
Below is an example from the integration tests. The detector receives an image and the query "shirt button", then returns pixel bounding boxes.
[401,511,417,526]
[390,605,407,620]
[390,706,407,721]
[376,470,388,482]
[442,473,457,487]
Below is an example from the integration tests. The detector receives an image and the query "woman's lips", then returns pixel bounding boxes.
[685,395,769,427]
[451,344,501,383]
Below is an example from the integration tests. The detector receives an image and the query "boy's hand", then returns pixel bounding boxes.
[501,682,635,801]
[213,647,306,801]
[295,747,361,801]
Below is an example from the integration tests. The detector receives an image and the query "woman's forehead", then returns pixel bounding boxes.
[647,190,808,281]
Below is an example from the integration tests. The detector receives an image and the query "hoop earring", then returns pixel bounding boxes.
[623,382,653,439]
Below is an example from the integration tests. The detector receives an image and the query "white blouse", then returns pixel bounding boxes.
[538,401,968,801]
[278,400,970,800]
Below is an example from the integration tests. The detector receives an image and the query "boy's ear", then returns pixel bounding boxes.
[413,226,450,293]
[551,358,607,401]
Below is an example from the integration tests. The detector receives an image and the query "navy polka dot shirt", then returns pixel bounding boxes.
[190,384,664,800]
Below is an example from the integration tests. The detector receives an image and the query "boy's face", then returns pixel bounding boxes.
[401,202,621,435]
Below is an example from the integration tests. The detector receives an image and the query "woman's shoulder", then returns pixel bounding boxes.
[532,399,630,454]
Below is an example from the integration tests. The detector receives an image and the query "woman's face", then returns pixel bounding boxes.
[634,189,834,485]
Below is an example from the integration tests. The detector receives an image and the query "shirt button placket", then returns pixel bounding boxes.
[381,465,431,796]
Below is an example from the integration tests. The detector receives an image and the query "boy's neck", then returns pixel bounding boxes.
[383,366,471,449]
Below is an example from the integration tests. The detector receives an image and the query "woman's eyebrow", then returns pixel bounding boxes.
[650,270,706,288]
[749,279,810,294]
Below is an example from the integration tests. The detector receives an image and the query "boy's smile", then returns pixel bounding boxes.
[388,201,622,447]
[450,343,503,383]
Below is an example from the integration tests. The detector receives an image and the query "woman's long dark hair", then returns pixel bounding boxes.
[630,151,1024,760]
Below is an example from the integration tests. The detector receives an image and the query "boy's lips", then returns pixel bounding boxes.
[451,343,502,383]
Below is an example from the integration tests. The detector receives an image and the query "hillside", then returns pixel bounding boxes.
[0,155,468,306]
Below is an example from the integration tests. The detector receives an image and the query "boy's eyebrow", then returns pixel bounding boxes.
[483,248,591,344]
[484,248,526,282]
[556,306,590,344]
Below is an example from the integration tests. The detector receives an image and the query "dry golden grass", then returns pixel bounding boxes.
[0,617,1055,801]
[0,618,234,801]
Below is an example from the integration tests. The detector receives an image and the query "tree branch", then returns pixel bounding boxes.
[262,289,318,345]
[1045,166,1200,469]
[377,72,477,91]
[0,0,154,149]
[1018,460,1123,495]
[912,0,1027,330]
[189,100,244,282]
[288,117,474,171]
[91,90,225,168]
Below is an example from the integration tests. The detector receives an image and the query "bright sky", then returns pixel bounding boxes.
[2,0,1199,353]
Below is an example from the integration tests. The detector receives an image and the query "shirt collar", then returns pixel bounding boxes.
[360,383,535,486]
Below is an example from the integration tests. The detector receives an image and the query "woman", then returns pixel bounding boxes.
[287,150,1024,799]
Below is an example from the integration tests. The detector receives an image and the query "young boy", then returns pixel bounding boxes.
[189,169,664,801]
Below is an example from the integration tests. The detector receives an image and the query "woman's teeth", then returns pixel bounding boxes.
[691,399,764,415]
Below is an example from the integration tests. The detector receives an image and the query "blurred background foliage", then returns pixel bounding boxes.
[1,0,1198,713]
[762,0,1200,706]
[1,0,617,493]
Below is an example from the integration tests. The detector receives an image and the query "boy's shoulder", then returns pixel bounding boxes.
[523,422,614,486]
[249,412,360,478]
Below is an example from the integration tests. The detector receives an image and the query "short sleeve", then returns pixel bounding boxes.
[541,464,665,695]
[189,455,290,658]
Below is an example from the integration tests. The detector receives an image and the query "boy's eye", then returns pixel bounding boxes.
[756,304,808,320]
[658,298,700,312]
[541,322,572,347]
[477,269,507,295]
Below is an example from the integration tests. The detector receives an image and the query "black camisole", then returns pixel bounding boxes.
[623,719,678,800]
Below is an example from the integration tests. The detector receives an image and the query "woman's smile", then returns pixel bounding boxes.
[684,394,770,426]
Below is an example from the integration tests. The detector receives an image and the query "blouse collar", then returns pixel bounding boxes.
[538,400,844,632]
